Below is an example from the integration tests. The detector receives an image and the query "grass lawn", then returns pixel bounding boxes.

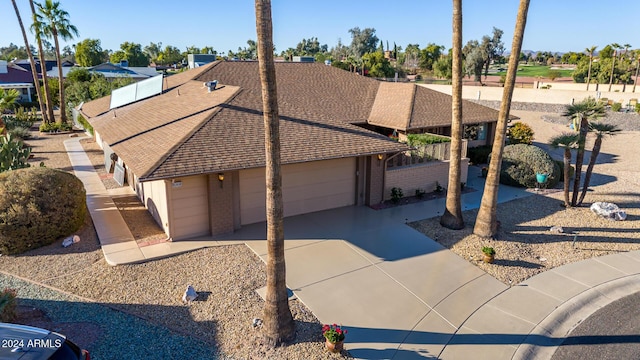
[494,65,574,78]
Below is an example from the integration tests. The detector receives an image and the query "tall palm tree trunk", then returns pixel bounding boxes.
[440,0,464,230]
[571,117,589,206]
[30,0,54,124]
[633,56,639,93]
[52,29,66,124]
[474,0,530,238]
[586,52,594,91]
[255,0,295,347]
[577,137,602,206]
[12,0,48,124]
[562,148,572,207]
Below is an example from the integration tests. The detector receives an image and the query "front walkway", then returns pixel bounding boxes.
[65,137,640,359]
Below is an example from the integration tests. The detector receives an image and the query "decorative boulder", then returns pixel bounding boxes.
[590,202,627,221]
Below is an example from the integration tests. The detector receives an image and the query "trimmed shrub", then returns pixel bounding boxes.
[611,102,622,112]
[0,288,17,322]
[0,167,86,255]
[39,122,73,132]
[76,113,93,135]
[7,126,31,140]
[468,145,492,165]
[635,103,640,114]
[508,122,535,145]
[554,159,575,182]
[406,133,451,147]
[494,144,560,188]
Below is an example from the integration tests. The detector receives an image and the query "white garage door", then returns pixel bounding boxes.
[170,175,210,239]
[240,158,356,225]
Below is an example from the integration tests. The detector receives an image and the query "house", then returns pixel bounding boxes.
[12,59,73,76]
[0,60,35,103]
[80,61,502,240]
[48,62,158,81]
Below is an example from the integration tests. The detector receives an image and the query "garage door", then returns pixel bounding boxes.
[170,175,210,239]
[240,158,356,225]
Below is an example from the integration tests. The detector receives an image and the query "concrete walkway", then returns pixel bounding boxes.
[65,137,640,359]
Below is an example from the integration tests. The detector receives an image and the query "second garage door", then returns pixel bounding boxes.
[239,158,356,225]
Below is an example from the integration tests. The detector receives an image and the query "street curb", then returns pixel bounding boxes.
[512,274,640,359]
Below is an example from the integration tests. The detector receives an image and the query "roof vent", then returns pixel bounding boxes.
[204,80,218,92]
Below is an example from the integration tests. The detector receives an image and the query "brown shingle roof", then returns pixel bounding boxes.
[368,82,415,130]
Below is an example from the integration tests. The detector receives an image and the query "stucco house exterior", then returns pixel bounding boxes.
[80,61,502,240]
[0,60,35,103]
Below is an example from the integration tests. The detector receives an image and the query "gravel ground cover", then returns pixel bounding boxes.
[0,273,218,360]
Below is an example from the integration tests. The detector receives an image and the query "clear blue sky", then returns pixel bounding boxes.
[2,0,637,55]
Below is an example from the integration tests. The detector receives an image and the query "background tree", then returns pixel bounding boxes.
[420,43,445,70]
[481,27,504,78]
[362,51,394,77]
[562,97,605,206]
[143,42,162,63]
[474,0,530,238]
[440,0,464,230]
[348,27,378,58]
[578,123,620,205]
[254,0,295,347]
[464,45,485,82]
[0,88,20,134]
[110,42,149,66]
[36,0,79,123]
[585,46,597,90]
[549,133,579,207]
[30,0,55,124]
[433,52,453,80]
[158,45,183,65]
[633,49,640,93]
[403,43,421,74]
[75,38,105,66]
[608,43,621,91]
[12,0,48,124]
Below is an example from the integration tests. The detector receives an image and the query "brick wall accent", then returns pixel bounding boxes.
[384,159,469,201]
[208,172,235,236]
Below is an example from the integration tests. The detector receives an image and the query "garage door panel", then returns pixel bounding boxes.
[240,158,356,225]
[171,175,209,239]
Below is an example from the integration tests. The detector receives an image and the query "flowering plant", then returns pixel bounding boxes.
[322,324,347,343]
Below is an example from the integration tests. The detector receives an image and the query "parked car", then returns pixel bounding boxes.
[0,323,89,359]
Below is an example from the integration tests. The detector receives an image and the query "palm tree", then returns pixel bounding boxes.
[440,0,464,230]
[585,46,597,91]
[30,0,55,125]
[36,0,79,124]
[473,0,531,238]
[254,0,295,346]
[577,122,621,205]
[562,97,605,206]
[549,133,579,207]
[623,44,632,59]
[11,0,48,124]
[608,43,621,92]
[633,49,639,93]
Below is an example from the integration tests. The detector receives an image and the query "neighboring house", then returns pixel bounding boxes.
[80,61,502,240]
[48,62,158,81]
[0,60,35,103]
[13,59,73,77]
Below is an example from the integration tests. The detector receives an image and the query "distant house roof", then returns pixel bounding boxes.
[0,61,33,84]
[13,59,72,74]
[47,63,159,80]
[83,61,408,181]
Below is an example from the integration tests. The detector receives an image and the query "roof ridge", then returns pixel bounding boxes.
[406,84,417,130]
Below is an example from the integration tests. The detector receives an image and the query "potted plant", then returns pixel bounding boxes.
[482,246,495,263]
[322,324,347,353]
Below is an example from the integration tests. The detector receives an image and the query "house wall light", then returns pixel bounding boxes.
[377,154,384,160]
[218,173,225,188]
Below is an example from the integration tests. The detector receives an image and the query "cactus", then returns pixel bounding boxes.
[0,133,31,172]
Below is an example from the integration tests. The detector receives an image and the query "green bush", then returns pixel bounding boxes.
[0,288,17,322]
[508,122,535,145]
[76,113,93,135]
[635,103,640,114]
[468,145,492,165]
[0,167,86,255]
[494,144,560,188]
[611,102,622,112]
[0,133,31,172]
[390,187,403,203]
[7,126,31,140]
[406,133,451,147]
[39,122,73,132]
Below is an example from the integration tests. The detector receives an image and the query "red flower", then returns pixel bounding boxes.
[322,325,329,332]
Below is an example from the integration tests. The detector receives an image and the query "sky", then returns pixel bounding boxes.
[2,0,637,56]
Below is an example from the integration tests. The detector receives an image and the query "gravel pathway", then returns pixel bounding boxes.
[0,272,218,360]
